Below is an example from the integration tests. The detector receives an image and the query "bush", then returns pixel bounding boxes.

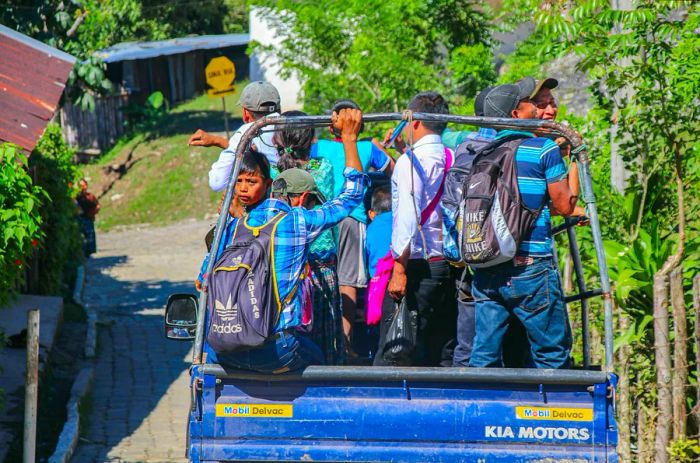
[0,143,45,305]
[29,124,84,296]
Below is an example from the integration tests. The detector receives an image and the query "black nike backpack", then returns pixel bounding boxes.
[458,135,545,267]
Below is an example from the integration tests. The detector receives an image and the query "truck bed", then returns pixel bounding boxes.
[187,365,617,462]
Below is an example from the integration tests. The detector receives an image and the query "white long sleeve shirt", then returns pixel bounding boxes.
[390,134,447,260]
[208,112,280,191]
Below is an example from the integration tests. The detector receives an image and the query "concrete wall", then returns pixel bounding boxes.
[249,7,302,111]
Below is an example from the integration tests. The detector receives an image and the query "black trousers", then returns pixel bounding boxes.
[452,268,475,367]
[374,259,457,366]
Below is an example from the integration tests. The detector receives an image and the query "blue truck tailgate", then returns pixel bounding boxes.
[187,366,617,462]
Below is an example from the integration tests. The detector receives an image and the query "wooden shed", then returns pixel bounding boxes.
[60,34,249,154]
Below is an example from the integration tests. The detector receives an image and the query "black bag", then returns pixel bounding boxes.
[206,212,289,353]
[382,298,417,364]
[460,135,543,267]
[442,134,522,262]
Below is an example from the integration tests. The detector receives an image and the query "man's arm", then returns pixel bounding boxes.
[370,139,395,176]
[542,140,579,216]
[390,156,422,259]
[189,129,229,149]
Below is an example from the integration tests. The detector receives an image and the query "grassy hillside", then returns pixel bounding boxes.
[82,88,247,231]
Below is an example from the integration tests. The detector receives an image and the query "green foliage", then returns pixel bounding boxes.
[448,43,497,113]
[500,1,700,453]
[251,0,493,117]
[122,91,169,135]
[668,437,700,463]
[0,144,45,306]
[30,125,83,296]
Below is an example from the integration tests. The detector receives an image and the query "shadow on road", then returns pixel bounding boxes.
[71,253,196,462]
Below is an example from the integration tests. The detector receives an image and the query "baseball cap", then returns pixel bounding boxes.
[515,76,537,100]
[474,86,494,116]
[271,168,326,203]
[238,81,281,113]
[483,78,539,118]
[483,84,521,118]
[530,77,559,99]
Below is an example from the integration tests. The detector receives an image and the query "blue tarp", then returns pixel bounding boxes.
[95,34,249,63]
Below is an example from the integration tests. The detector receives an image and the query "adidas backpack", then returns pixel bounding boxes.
[458,134,546,267]
[206,213,292,353]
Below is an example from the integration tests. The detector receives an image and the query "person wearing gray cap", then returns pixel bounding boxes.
[467,79,583,370]
[188,81,282,192]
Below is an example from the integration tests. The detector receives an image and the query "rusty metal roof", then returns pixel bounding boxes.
[0,25,76,153]
[95,34,249,63]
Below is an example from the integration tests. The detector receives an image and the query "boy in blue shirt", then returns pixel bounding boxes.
[365,186,392,278]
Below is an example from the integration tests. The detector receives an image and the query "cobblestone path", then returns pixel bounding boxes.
[71,219,212,463]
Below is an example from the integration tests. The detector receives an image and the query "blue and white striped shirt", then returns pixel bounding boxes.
[496,130,567,257]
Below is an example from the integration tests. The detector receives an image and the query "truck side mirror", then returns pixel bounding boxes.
[164,294,199,341]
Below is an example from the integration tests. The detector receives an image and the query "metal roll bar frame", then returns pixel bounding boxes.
[191,113,615,374]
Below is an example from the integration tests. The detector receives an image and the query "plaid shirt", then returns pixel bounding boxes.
[198,168,367,332]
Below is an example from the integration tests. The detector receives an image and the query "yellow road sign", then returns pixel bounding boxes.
[206,56,236,98]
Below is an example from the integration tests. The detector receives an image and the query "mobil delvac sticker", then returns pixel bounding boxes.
[216,403,293,418]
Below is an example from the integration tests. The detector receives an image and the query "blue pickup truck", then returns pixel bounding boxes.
[164,113,619,462]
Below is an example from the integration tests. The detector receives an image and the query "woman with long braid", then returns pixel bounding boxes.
[272,111,344,365]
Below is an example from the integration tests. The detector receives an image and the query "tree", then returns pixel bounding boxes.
[250,0,494,115]
[499,1,700,460]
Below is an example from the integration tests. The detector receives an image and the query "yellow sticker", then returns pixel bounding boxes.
[515,406,593,422]
[216,403,293,418]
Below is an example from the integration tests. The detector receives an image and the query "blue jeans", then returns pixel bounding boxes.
[211,332,325,374]
[469,258,571,369]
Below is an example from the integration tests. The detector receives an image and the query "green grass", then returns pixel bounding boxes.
[172,83,246,117]
[82,86,251,231]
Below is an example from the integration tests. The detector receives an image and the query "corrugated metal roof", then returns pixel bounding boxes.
[0,25,75,153]
[95,34,250,63]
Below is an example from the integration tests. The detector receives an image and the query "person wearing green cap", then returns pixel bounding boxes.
[196,108,367,373]
[272,111,345,365]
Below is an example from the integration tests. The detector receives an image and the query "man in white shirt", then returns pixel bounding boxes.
[375,91,457,366]
[188,81,281,191]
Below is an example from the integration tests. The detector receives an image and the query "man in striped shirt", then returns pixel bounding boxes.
[469,80,581,369]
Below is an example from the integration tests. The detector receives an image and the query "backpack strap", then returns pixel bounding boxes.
[264,212,300,324]
[242,211,286,237]
[419,147,453,225]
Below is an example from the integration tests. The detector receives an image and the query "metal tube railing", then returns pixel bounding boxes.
[200,364,608,385]
[192,113,613,373]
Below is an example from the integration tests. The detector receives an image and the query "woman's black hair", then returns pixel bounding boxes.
[273,110,315,171]
[240,148,271,180]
